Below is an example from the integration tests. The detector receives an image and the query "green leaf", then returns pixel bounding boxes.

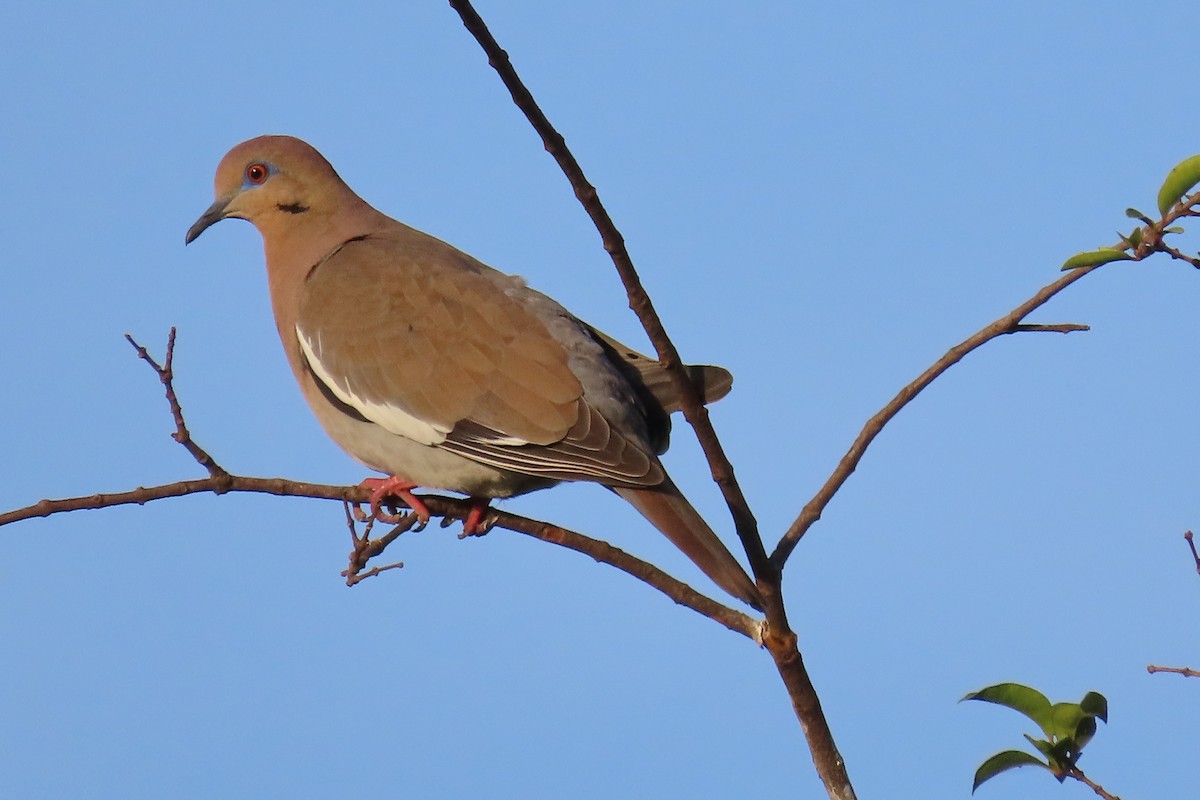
[1125,207,1151,222]
[963,683,1054,736]
[1165,226,1185,234]
[1157,153,1200,215]
[1050,702,1085,740]
[1061,248,1134,271]
[972,750,1049,793]
[1075,715,1098,750]
[1025,734,1055,760]
[1080,691,1108,723]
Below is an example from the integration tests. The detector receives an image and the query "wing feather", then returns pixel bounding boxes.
[296,234,663,487]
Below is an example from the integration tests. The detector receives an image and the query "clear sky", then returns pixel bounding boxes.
[2,2,1199,798]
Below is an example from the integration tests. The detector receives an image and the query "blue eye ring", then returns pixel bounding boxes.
[245,163,269,184]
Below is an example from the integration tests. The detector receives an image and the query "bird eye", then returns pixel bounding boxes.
[245,163,269,184]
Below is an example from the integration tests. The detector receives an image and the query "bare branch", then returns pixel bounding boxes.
[1065,766,1122,800]
[771,266,1095,569]
[5,326,760,639]
[1145,532,1200,676]
[1157,241,1200,269]
[1010,323,1090,334]
[1146,664,1200,678]
[445,4,853,796]
[1,471,758,638]
[342,502,410,586]
[446,0,770,584]
[488,508,761,640]
[126,328,228,477]
[773,187,1200,570]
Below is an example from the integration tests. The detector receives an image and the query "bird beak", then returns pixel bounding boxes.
[185,194,235,244]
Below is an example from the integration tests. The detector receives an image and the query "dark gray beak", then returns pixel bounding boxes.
[185,195,234,244]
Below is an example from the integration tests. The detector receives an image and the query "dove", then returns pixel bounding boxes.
[187,135,760,609]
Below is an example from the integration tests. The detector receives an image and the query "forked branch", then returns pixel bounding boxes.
[774,187,1200,569]
[2,331,759,641]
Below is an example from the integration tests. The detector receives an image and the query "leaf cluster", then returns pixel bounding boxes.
[1062,154,1200,270]
[963,683,1108,792]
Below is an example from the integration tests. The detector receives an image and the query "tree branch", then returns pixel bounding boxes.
[772,188,1200,570]
[446,4,851,798]
[1145,530,1200,677]
[1065,766,1122,800]
[446,0,770,583]
[5,329,759,640]
[770,266,1095,568]
[488,509,761,639]
[1,470,758,639]
[1146,664,1200,678]
[1184,529,1200,575]
[126,327,228,477]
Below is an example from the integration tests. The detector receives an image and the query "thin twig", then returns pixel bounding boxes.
[773,190,1200,569]
[3,329,760,637]
[1,471,758,638]
[495,512,761,640]
[1185,530,1200,575]
[341,502,410,586]
[126,328,228,478]
[1156,241,1200,269]
[1010,323,1091,334]
[771,266,1093,568]
[1065,766,1122,800]
[1146,664,1200,678]
[1144,533,1200,676]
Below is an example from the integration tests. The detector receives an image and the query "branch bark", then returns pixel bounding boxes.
[2,470,759,639]
[1066,766,1123,800]
[446,0,769,582]
[4,328,760,640]
[772,189,1200,570]
[447,3,851,798]
[771,266,1095,569]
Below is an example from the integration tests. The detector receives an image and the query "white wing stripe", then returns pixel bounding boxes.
[296,326,449,446]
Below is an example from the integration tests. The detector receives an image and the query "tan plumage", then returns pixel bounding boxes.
[187,135,760,610]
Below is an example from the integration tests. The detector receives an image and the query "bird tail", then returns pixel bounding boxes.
[613,480,762,611]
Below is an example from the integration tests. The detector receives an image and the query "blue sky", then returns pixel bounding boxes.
[3,2,1199,798]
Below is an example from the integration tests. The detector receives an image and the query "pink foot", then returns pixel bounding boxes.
[462,497,493,536]
[360,476,431,529]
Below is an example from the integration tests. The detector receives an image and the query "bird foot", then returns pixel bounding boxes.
[358,476,431,530]
[460,497,495,537]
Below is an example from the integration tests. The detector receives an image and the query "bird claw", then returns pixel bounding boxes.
[360,475,431,529]
[351,503,374,523]
[372,501,428,530]
[460,499,495,537]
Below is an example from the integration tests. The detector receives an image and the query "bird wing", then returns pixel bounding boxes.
[295,233,662,486]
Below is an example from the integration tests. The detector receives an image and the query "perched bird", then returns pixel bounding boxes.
[186,135,760,609]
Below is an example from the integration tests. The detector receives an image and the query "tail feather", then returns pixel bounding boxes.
[613,480,762,611]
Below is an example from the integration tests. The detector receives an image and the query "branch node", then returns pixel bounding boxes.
[341,501,416,585]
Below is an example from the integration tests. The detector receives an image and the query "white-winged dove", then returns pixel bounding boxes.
[187,135,760,610]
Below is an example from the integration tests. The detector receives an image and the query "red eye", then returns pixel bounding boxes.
[245,163,269,184]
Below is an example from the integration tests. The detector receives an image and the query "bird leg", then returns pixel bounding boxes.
[358,476,431,530]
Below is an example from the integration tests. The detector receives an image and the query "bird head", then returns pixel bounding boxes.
[185,135,350,244]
